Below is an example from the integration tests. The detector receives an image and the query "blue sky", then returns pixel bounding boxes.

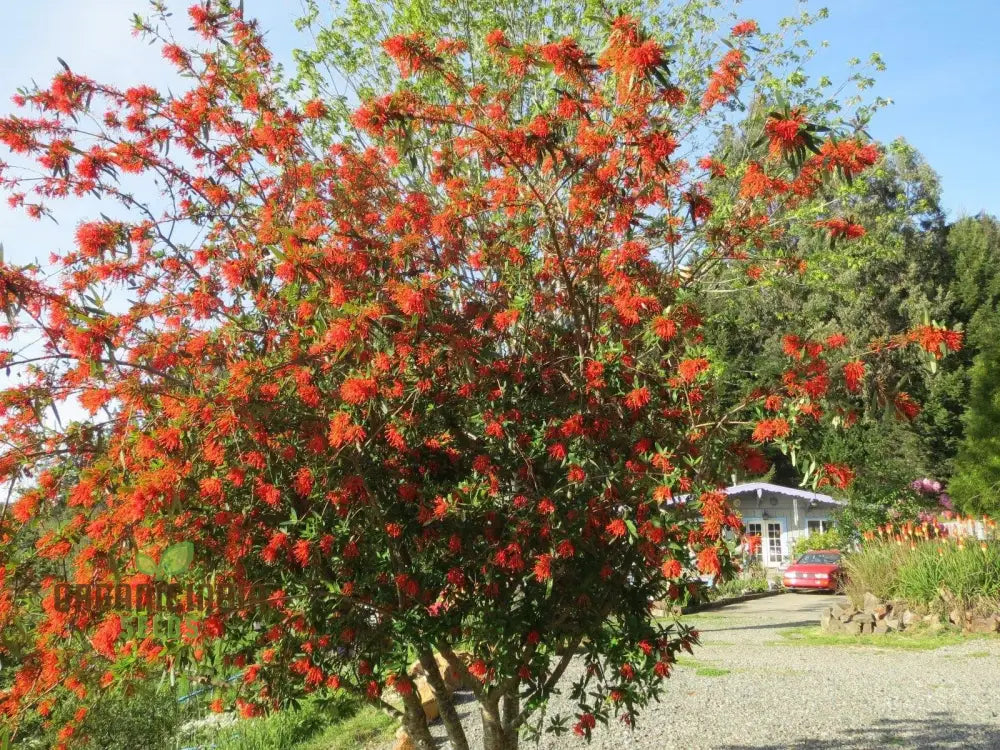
[1,0,997,270]
[750,0,1000,219]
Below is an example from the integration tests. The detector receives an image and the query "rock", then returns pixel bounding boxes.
[839,608,858,623]
[949,608,966,625]
[861,621,874,635]
[863,592,880,613]
[847,621,864,636]
[969,616,1000,634]
[407,652,465,693]
[832,603,847,619]
[874,620,889,635]
[902,610,917,628]
[821,613,834,631]
[884,617,901,631]
[854,612,875,626]
[417,678,439,721]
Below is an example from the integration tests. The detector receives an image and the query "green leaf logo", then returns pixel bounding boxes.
[135,553,159,577]
[134,542,194,579]
[159,541,194,576]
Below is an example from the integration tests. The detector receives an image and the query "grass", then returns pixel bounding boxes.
[675,611,749,624]
[177,694,395,750]
[675,656,732,677]
[692,665,731,677]
[843,539,1000,614]
[777,625,997,651]
[293,706,395,750]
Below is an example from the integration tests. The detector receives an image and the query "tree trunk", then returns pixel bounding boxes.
[399,687,436,750]
[501,688,520,750]
[418,647,470,750]
[481,697,519,750]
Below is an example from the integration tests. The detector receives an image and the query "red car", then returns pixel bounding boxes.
[782,549,843,591]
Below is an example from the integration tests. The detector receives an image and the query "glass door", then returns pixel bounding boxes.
[765,520,785,565]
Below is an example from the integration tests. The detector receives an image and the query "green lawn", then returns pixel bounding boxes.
[176,696,395,750]
[777,625,999,651]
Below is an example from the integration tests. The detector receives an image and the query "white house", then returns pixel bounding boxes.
[723,482,844,568]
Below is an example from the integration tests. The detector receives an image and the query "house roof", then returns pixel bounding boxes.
[723,482,844,506]
[670,481,845,507]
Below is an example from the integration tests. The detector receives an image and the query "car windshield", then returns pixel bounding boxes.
[796,552,840,565]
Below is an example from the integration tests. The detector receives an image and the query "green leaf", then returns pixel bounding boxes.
[159,541,195,575]
[135,553,159,577]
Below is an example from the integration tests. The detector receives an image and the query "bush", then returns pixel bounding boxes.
[38,681,179,750]
[844,538,1000,614]
[710,557,769,600]
[792,528,844,558]
[178,694,388,750]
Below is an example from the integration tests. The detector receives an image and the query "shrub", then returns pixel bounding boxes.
[0,4,961,750]
[710,556,769,600]
[30,681,179,750]
[792,528,844,558]
[844,538,1000,615]
[178,694,386,750]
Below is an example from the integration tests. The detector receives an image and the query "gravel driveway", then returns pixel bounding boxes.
[416,593,1000,749]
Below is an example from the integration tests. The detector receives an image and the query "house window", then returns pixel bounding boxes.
[808,519,832,535]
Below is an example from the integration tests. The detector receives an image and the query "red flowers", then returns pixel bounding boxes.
[533,554,553,582]
[731,20,759,37]
[908,325,963,358]
[843,360,866,393]
[701,50,745,111]
[0,8,946,745]
[894,392,921,421]
[652,316,677,339]
[606,519,628,538]
[764,110,806,157]
[696,546,721,576]
[340,377,377,404]
[75,221,117,258]
[382,33,434,78]
[820,463,855,489]
[677,357,709,383]
[624,386,651,411]
[818,217,866,240]
[752,418,791,443]
[574,712,597,737]
[90,616,122,660]
[661,558,682,578]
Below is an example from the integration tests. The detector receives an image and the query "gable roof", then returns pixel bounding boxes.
[669,481,844,506]
[723,481,844,506]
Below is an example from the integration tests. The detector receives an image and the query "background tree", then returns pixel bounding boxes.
[947,215,1000,514]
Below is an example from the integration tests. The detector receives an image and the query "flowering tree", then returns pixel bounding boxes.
[0,4,960,749]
